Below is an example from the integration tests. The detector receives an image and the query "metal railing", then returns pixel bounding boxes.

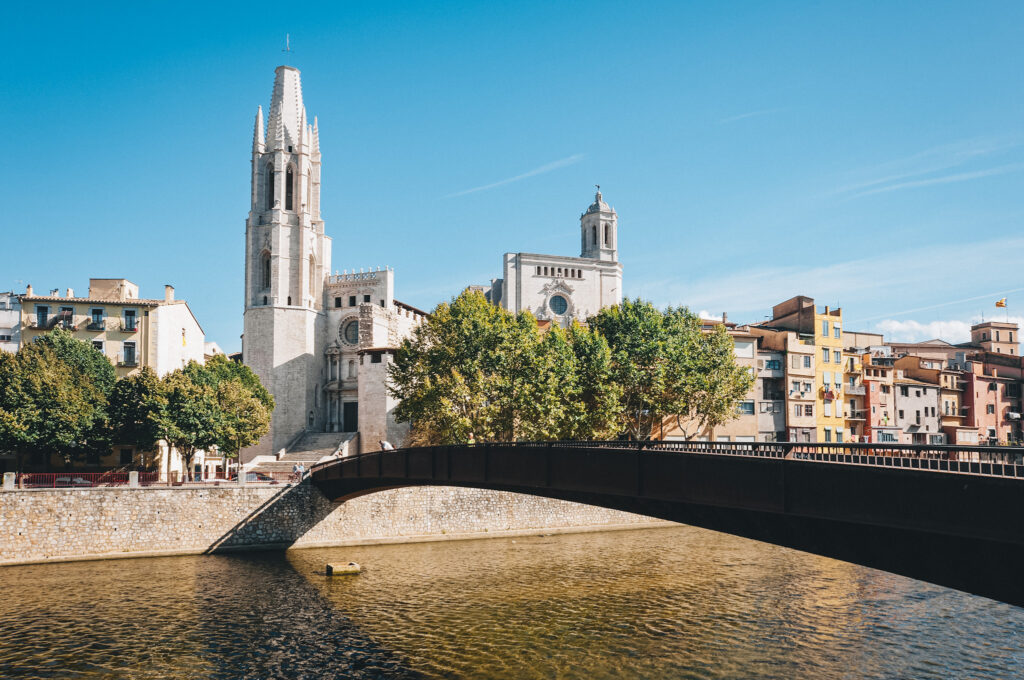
[15,472,160,488]
[314,440,1024,480]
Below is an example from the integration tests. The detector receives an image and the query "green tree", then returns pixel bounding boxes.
[155,370,221,481]
[389,290,623,444]
[109,367,165,456]
[182,355,273,460]
[589,299,753,440]
[0,342,105,470]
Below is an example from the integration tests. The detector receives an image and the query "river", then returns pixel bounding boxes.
[0,525,1021,679]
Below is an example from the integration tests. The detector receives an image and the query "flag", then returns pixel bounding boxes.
[996,298,1007,308]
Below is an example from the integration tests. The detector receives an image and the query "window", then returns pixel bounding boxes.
[881,385,890,394]
[803,382,811,392]
[766,359,781,370]
[791,380,800,392]
[794,404,802,417]
[833,350,841,363]
[737,400,754,415]
[604,223,610,246]
[363,294,371,303]
[996,330,1000,341]
[91,308,104,326]
[342,320,359,345]
[92,341,103,352]
[824,402,832,417]
[122,341,137,366]
[836,431,844,443]
[898,410,904,419]
[824,428,832,442]
[123,309,137,331]
[821,320,828,336]
[371,353,382,364]
[803,356,812,368]
[823,371,832,386]
[834,324,841,338]
[334,297,341,308]
[879,432,897,443]
[804,404,813,416]
[348,295,356,306]
[285,167,294,210]
[822,348,830,363]
[987,404,995,414]
[591,225,597,246]
[266,163,275,209]
[549,295,569,315]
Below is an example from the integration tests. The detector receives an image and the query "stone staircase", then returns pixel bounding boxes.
[249,432,357,475]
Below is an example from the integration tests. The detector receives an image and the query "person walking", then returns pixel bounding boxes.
[467,432,476,446]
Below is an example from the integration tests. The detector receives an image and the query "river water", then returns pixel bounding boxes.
[0,525,1021,679]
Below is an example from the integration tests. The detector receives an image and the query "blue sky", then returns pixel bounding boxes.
[2,1,1023,352]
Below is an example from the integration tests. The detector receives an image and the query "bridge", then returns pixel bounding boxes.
[312,441,1024,608]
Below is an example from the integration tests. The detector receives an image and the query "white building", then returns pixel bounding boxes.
[482,188,623,325]
[0,292,20,353]
[241,66,424,464]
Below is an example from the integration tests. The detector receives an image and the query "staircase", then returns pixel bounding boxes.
[249,431,357,475]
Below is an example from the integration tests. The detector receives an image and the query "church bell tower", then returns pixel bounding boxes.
[580,187,618,262]
[242,65,332,462]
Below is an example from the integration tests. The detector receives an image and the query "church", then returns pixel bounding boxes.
[240,66,624,465]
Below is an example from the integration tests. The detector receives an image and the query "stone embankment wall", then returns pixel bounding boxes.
[0,484,662,566]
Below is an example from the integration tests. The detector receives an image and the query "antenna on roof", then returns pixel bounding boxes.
[282,33,293,62]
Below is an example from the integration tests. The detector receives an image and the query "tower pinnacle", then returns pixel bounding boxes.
[266,65,305,151]
[253,105,265,153]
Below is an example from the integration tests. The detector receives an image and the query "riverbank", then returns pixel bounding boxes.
[0,483,667,567]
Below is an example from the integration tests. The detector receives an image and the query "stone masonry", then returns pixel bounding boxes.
[0,484,662,566]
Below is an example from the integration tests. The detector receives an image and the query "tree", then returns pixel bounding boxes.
[109,367,165,458]
[0,342,106,470]
[182,356,273,460]
[589,299,753,440]
[389,290,623,445]
[155,370,221,481]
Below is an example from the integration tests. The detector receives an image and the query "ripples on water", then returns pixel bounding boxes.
[0,526,1021,679]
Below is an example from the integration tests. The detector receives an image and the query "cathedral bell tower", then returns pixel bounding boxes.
[580,187,618,262]
[242,65,332,462]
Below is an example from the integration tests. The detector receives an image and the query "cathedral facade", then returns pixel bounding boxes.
[482,189,623,324]
[241,66,422,462]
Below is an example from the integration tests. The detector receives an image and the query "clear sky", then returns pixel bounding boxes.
[2,1,1023,352]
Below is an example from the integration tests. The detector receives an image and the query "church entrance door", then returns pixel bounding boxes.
[342,402,358,433]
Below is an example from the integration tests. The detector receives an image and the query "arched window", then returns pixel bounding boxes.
[536,266,541,275]
[604,223,610,246]
[286,166,295,210]
[263,295,268,305]
[266,164,275,209]
[287,296,292,305]
[308,255,316,297]
[591,225,597,245]
[260,252,271,289]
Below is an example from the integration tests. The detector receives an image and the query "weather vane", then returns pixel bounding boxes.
[283,33,293,55]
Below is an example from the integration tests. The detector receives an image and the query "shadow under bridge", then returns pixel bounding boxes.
[310,441,1024,608]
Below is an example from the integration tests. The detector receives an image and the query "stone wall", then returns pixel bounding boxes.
[0,484,662,566]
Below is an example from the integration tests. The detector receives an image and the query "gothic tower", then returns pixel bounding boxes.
[242,65,331,461]
[580,187,618,261]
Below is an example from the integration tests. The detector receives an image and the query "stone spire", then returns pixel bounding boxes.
[266,65,305,151]
[311,116,320,155]
[252,105,265,153]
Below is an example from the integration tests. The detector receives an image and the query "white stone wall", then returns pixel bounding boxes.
[501,252,623,325]
[0,292,19,353]
[150,302,205,377]
[0,484,661,566]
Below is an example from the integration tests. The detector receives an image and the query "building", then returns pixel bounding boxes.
[860,349,901,443]
[750,324,817,442]
[961,352,1023,445]
[479,188,623,325]
[892,376,943,444]
[756,347,786,442]
[969,321,1019,356]
[241,66,426,463]
[19,280,204,378]
[0,292,20,353]
[895,354,966,445]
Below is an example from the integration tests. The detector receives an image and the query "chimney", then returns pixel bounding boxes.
[66,288,74,298]
[25,284,32,296]
[164,285,175,302]
[50,289,60,297]
[722,312,728,325]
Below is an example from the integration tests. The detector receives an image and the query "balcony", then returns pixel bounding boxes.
[845,409,866,420]
[120,320,139,333]
[86,319,106,331]
[117,357,139,367]
[763,392,786,402]
[845,384,865,395]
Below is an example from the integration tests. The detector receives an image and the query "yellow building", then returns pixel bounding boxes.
[20,278,204,379]
[813,305,845,443]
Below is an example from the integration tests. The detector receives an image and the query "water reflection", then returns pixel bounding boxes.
[1,526,1022,679]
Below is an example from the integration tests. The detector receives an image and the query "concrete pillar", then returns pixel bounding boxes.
[238,468,247,486]
[2,472,15,490]
[129,471,139,488]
